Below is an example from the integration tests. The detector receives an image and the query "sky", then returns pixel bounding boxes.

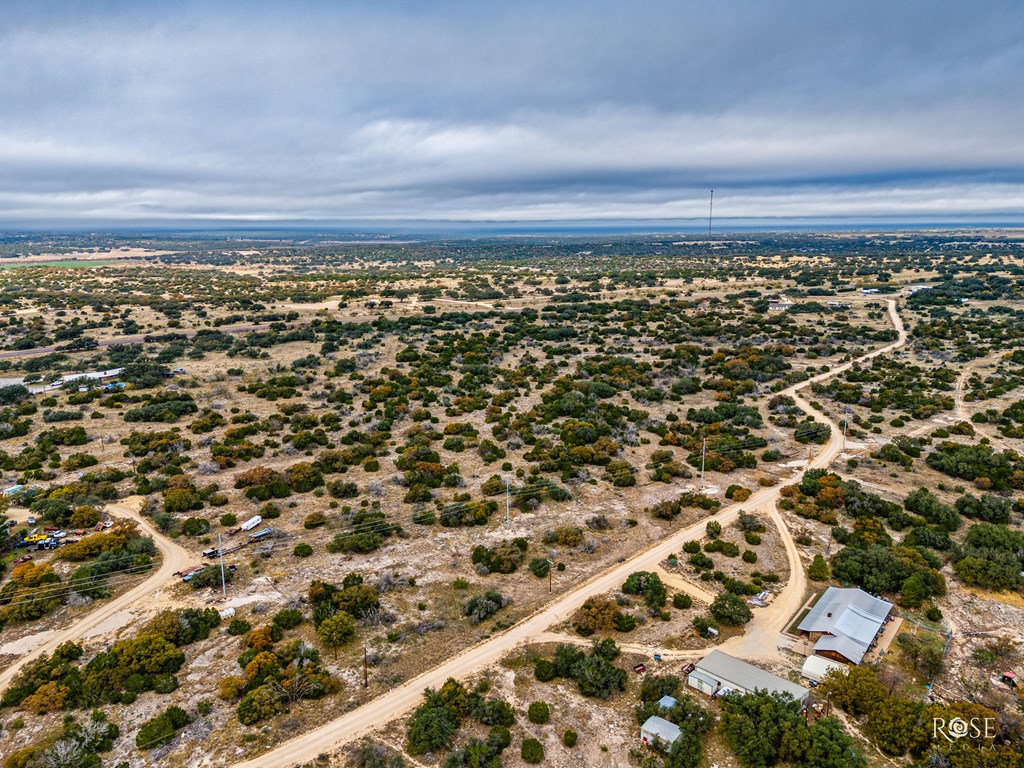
[1,0,1023,227]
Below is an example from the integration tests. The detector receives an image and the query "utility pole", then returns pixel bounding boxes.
[708,189,714,236]
[218,533,227,599]
[504,477,510,529]
[842,406,850,450]
[548,559,553,593]
[700,437,707,491]
[363,646,368,688]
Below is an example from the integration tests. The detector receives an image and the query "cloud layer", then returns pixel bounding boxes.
[1,0,1022,226]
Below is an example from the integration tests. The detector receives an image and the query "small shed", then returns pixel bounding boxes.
[801,655,849,684]
[640,716,681,751]
[657,695,678,711]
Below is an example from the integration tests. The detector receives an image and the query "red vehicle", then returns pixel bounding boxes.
[682,662,696,674]
[13,555,34,566]
[633,663,647,675]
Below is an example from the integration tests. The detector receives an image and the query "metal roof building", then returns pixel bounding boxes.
[797,587,893,664]
[800,654,850,684]
[640,715,681,750]
[657,695,678,710]
[687,650,809,704]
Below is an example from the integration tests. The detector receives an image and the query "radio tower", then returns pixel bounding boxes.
[708,189,714,236]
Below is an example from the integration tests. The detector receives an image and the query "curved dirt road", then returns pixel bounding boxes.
[954,352,1014,452]
[720,299,907,660]
[230,299,908,768]
[0,496,192,692]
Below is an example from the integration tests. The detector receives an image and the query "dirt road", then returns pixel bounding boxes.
[954,352,1012,451]
[719,299,906,661]
[0,496,192,692]
[716,499,805,661]
[654,568,715,605]
[229,299,908,768]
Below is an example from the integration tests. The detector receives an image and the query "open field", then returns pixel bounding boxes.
[0,231,1022,768]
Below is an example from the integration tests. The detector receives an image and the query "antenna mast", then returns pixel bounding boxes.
[708,189,714,236]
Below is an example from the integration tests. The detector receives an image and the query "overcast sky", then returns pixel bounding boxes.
[2,0,1022,227]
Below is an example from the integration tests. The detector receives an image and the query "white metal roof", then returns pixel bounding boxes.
[641,715,681,743]
[798,587,891,662]
[814,635,869,664]
[801,655,850,683]
[694,650,809,701]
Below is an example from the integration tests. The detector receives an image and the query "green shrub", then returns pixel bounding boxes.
[534,659,557,682]
[521,738,544,764]
[293,542,313,558]
[228,618,251,636]
[693,615,719,636]
[303,512,327,529]
[181,517,211,536]
[563,729,578,747]
[528,557,551,578]
[710,592,752,626]
[136,705,188,750]
[527,701,550,724]
[672,593,693,610]
[272,609,303,630]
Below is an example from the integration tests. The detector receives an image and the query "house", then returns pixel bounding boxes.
[861,288,880,294]
[687,650,809,704]
[905,285,932,294]
[797,587,893,665]
[640,715,681,751]
[800,654,850,684]
[768,296,794,311]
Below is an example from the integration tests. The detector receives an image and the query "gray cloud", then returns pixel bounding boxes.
[0,0,1022,225]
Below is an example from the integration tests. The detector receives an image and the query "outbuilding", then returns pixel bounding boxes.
[640,715,681,751]
[657,695,678,711]
[687,650,809,704]
[800,654,849,684]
